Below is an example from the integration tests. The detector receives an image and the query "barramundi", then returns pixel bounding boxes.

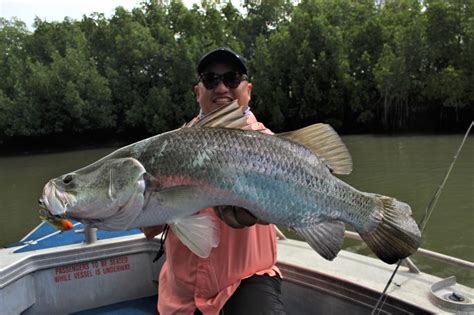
[39,101,421,263]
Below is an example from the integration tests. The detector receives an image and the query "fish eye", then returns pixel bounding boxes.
[63,174,74,184]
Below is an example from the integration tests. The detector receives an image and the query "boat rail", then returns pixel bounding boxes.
[78,224,473,272]
[275,227,474,272]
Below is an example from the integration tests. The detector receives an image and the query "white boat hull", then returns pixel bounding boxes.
[1,233,473,314]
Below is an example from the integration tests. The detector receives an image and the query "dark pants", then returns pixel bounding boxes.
[195,274,286,315]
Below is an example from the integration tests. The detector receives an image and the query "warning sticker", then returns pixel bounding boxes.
[53,256,130,283]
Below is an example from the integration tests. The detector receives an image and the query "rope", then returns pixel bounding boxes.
[153,224,169,263]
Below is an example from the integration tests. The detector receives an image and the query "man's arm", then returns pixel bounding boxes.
[215,205,268,228]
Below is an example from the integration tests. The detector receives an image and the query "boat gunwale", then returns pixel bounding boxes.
[0,235,160,289]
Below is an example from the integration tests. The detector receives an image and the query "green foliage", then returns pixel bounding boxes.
[423,0,473,123]
[0,0,472,142]
[25,48,114,134]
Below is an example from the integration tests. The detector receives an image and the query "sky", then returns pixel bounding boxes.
[0,0,222,29]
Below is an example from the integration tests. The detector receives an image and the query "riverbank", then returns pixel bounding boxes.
[1,125,472,156]
[0,130,143,156]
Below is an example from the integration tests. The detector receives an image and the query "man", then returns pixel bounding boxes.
[142,47,285,315]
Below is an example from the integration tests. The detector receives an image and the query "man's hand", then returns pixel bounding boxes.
[140,226,165,240]
[214,206,268,228]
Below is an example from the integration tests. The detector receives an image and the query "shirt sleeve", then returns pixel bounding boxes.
[245,113,274,135]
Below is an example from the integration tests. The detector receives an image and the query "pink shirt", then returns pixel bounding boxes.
[159,210,279,314]
[155,113,280,314]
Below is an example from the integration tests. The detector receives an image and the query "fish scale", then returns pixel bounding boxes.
[99,127,374,228]
[122,127,377,229]
[40,117,421,263]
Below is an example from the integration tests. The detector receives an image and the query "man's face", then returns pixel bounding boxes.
[194,62,252,115]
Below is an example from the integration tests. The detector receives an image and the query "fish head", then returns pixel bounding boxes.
[40,157,147,229]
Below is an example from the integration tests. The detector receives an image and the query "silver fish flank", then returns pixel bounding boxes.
[40,102,421,263]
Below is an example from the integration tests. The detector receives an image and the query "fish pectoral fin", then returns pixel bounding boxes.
[140,184,221,258]
[278,124,353,175]
[170,212,220,258]
[293,220,345,261]
[151,185,212,211]
[184,100,250,129]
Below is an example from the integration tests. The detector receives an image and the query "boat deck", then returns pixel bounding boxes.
[73,295,157,315]
[1,223,473,314]
[7,221,142,253]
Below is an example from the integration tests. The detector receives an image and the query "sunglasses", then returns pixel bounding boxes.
[199,71,248,90]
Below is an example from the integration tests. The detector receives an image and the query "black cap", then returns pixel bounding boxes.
[197,47,247,75]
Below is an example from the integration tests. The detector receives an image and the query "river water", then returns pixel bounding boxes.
[0,135,472,286]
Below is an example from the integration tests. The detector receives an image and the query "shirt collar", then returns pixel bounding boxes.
[198,106,252,120]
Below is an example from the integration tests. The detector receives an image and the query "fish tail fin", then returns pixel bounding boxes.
[357,194,421,264]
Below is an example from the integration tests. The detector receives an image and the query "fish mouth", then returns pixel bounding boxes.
[38,205,66,221]
[41,181,73,216]
[39,192,86,225]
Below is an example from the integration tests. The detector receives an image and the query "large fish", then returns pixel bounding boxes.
[39,101,421,263]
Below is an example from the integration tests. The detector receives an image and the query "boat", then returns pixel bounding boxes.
[1,222,473,314]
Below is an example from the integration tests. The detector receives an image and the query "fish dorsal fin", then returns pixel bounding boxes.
[278,124,353,175]
[134,185,221,258]
[184,100,249,129]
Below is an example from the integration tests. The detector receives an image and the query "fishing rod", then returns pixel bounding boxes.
[370,121,474,315]
[418,120,473,233]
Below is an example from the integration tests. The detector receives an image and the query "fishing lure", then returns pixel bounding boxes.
[39,207,74,232]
